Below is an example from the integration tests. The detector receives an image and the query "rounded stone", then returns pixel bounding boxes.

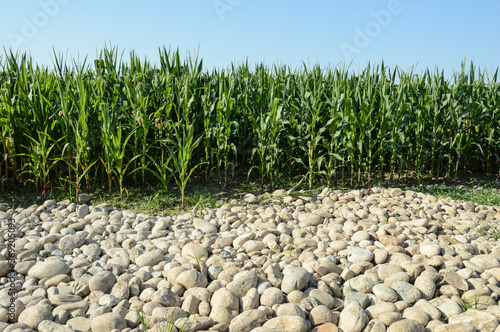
[348,248,374,263]
[90,312,127,332]
[281,267,311,294]
[387,319,425,332]
[89,271,117,293]
[263,315,308,332]
[339,303,368,332]
[18,305,53,330]
[298,213,323,226]
[176,270,208,289]
[27,259,70,279]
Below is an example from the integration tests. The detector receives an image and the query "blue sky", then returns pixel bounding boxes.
[1,1,499,77]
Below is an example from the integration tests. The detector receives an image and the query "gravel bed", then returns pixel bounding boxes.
[1,187,500,332]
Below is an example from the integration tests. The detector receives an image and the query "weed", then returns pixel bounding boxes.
[139,306,190,332]
[461,296,485,311]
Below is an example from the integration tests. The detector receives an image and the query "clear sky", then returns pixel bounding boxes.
[1,0,499,77]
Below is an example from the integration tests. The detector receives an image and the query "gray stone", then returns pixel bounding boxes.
[38,320,74,332]
[77,204,90,218]
[210,288,239,324]
[430,298,464,318]
[226,270,258,298]
[263,315,308,332]
[135,249,164,267]
[89,270,117,293]
[90,312,127,332]
[339,303,368,332]
[448,309,499,331]
[391,280,422,304]
[18,304,53,330]
[372,283,398,302]
[387,319,425,332]
[344,291,370,309]
[28,259,70,279]
[470,255,500,270]
[58,233,86,253]
[309,305,338,327]
[444,271,469,291]
[281,267,311,294]
[229,310,267,332]
[348,247,374,263]
[298,213,323,226]
[78,193,90,204]
[151,288,182,307]
[260,287,284,307]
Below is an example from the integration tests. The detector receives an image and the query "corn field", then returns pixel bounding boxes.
[1,47,499,204]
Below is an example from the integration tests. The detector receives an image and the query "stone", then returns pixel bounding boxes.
[260,287,284,307]
[444,271,469,291]
[281,267,311,294]
[78,193,90,204]
[430,298,464,318]
[226,270,258,298]
[339,303,368,332]
[176,316,214,331]
[58,233,86,253]
[28,259,70,279]
[403,307,430,326]
[348,247,374,263]
[89,270,116,293]
[377,234,404,247]
[229,310,267,332]
[310,323,339,332]
[193,218,217,234]
[38,320,74,332]
[379,312,403,326]
[414,299,442,321]
[448,309,499,331]
[419,243,441,258]
[77,204,90,218]
[391,280,422,304]
[306,289,336,309]
[276,303,306,319]
[151,288,182,307]
[182,243,207,260]
[176,270,208,289]
[263,315,308,332]
[387,319,425,332]
[90,312,127,332]
[298,213,323,226]
[433,323,477,332]
[210,288,239,324]
[309,305,338,327]
[470,255,500,270]
[135,249,164,267]
[414,275,436,300]
[17,304,53,330]
[372,283,398,302]
[344,291,370,309]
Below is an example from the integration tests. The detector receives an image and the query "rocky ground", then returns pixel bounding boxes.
[1,187,500,332]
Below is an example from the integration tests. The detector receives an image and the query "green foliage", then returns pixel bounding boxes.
[1,47,499,199]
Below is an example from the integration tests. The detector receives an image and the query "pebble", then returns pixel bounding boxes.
[2,187,500,331]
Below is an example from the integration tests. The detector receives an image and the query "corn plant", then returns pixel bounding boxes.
[99,102,138,200]
[19,128,63,198]
[213,74,238,186]
[166,122,205,209]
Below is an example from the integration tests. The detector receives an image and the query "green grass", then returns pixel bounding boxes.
[477,224,500,239]
[1,171,499,216]
[401,177,500,206]
[461,296,486,311]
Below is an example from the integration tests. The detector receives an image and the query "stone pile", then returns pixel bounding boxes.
[1,187,500,332]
